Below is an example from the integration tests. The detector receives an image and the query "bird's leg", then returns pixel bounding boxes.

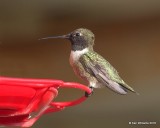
[85,86,94,97]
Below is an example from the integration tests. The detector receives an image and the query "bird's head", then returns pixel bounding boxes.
[40,28,95,51]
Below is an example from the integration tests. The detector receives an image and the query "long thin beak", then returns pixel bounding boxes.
[39,34,70,40]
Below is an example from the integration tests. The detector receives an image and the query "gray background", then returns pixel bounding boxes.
[0,0,160,128]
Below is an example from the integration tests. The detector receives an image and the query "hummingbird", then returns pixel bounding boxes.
[40,28,136,96]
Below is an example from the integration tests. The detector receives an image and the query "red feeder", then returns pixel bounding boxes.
[0,76,91,127]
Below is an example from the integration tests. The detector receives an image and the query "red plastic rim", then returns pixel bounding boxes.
[0,76,91,127]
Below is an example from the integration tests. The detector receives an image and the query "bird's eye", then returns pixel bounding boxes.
[75,33,81,36]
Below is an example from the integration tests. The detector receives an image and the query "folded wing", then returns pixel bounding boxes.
[79,52,136,94]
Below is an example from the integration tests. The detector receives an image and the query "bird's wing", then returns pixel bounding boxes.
[79,52,135,94]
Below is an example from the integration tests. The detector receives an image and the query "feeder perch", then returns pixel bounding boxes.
[0,76,91,127]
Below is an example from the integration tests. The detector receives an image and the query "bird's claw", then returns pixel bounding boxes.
[85,86,94,97]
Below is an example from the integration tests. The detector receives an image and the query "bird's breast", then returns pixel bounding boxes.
[69,52,77,66]
[69,49,91,82]
[70,51,84,72]
[70,48,89,64]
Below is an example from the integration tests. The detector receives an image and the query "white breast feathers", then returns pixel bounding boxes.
[70,48,89,62]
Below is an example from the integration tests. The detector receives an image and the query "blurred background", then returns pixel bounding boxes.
[0,0,160,128]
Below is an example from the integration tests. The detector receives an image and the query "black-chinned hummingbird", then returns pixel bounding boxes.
[40,28,137,95]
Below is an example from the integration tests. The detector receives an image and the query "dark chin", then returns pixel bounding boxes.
[71,44,88,51]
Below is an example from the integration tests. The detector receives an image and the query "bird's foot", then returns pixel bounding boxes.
[85,86,94,97]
